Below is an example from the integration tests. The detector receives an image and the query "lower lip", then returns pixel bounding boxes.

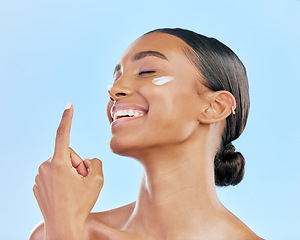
[111,115,145,127]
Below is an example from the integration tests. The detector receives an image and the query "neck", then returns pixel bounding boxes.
[123,134,224,238]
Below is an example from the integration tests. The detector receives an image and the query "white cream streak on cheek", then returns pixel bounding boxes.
[152,76,174,86]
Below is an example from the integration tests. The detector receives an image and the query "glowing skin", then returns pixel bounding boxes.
[152,76,174,86]
[30,31,262,240]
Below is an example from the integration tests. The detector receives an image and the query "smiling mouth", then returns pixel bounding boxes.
[112,109,146,122]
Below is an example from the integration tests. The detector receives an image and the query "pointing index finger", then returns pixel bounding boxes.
[53,103,74,160]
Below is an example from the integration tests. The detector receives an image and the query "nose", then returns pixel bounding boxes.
[108,82,134,101]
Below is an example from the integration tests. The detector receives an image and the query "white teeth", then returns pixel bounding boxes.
[128,109,134,116]
[117,110,122,116]
[113,109,145,121]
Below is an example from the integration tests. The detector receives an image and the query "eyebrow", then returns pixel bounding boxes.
[131,50,168,62]
[113,50,168,76]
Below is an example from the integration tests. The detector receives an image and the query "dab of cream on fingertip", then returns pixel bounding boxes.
[65,102,72,110]
[152,76,174,86]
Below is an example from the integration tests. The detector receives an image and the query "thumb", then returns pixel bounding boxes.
[83,158,104,184]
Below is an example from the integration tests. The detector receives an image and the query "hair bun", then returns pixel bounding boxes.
[214,143,245,186]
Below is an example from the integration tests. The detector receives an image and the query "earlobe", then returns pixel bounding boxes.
[198,91,236,124]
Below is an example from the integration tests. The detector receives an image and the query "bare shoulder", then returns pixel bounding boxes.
[85,202,137,240]
[28,202,136,240]
[89,201,136,228]
[235,229,264,240]
[219,209,264,240]
[233,226,264,240]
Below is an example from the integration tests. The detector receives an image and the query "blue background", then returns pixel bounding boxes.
[1,0,299,239]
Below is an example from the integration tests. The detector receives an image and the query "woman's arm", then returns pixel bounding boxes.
[32,104,103,240]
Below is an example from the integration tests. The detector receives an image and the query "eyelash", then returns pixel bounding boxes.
[138,70,156,75]
[114,70,156,82]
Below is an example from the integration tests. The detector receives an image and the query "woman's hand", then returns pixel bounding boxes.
[33,103,104,239]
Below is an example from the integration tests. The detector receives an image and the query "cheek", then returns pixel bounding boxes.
[147,86,198,136]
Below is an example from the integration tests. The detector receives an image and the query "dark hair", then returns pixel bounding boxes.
[146,28,250,187]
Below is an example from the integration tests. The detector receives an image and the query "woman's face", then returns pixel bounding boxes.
[107,32,210,158]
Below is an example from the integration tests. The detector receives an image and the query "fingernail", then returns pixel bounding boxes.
[65,102,72,110]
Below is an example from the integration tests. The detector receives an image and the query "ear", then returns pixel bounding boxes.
[198,90,236,124]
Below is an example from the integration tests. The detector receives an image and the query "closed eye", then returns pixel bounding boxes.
[138,70,156,75]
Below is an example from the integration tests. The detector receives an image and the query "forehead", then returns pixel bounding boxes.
[119,32,189,63]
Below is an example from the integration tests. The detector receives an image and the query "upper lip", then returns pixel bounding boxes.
[111,103,148,121]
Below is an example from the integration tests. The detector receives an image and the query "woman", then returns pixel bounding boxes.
[30,28,263,240]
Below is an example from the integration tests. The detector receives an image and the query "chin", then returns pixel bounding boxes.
[110,136,136,157]
[109,135,152,161]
